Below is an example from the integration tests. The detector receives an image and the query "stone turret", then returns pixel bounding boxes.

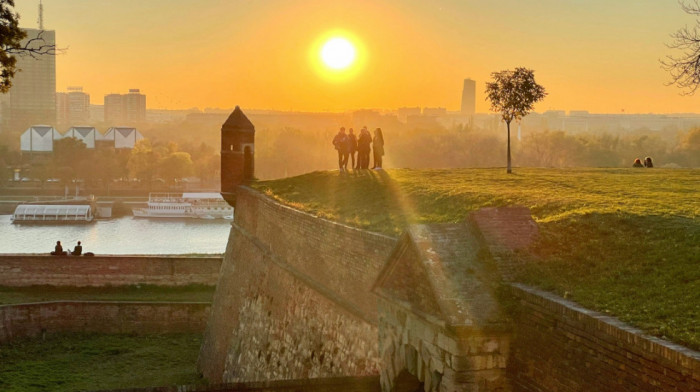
[220,106,255,206]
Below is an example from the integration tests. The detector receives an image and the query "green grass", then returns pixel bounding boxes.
[253,168,699,349]
[0,284,216,305]
[0,333,205,392]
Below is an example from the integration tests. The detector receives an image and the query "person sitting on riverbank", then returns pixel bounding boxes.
[50,241,67,256]
[71,241,83,256]
[633,158,644,168]
[644,156,654,168]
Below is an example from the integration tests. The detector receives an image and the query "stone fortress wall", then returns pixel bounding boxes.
[198,187,397,383]
[199,186,699,391]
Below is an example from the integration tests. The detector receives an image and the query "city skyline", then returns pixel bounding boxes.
[13,0,700,113]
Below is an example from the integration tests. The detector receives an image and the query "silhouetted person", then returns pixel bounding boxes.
[633,158,644,168]
[348,128,358,169]
[372,128,385,170]
[332,127,350,171]
[357,127,372,169]
[72,241,83,256]
[51,241,65,256]
[644,156,654,168]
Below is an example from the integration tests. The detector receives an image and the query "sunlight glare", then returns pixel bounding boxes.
[320,37,356,70]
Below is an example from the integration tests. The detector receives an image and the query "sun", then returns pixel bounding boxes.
[320,37,356,70]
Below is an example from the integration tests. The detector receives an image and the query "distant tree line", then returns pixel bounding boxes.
[2,120,697,188]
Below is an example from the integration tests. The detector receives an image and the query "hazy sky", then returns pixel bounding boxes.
[15,0,700,113]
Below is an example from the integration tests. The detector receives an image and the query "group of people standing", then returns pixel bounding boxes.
[332,126,384,171]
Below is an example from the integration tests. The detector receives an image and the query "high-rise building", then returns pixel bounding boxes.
[124,89,146,122]
[56,86,90,124]
[104,89,146,124]
[6,28,57,130]
[104,93,124,124]
[461,78,476,116]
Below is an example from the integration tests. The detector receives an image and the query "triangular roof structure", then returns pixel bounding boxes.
[373,223,506,330]
[222,106,255,132]
[62,126,97,149]
[20,125,61,151]
[102,127,144,148]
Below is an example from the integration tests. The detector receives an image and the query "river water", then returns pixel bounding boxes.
[0,215,231,255]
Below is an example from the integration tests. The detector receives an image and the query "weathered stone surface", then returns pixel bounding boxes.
[0,255,221,287]
[0,301,210,343]
[198,187,395,383]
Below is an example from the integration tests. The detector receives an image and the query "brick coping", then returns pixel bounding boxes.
[510,283,700,367]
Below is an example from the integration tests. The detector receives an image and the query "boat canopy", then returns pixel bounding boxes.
[12,204,93,222]
[182,193,223,200]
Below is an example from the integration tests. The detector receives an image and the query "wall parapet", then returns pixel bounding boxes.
[509,283,699,391]
[0,255,222,287]
[0,301,210,343]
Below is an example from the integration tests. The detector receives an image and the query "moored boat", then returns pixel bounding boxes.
[11,204,94,224]
[132,192,233,219]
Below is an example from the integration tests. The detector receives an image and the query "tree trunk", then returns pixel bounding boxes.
[506,120,512,174]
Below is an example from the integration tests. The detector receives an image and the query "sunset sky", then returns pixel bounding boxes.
[15,0,700,113]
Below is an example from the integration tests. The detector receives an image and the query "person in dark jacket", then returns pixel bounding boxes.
[644,157,654,168]
[372,128,385,169]
[72,241,83,256]
[348,128,358,170]
[357,127,372,169]
[633,158,644,168]
[332,127,350,171]
[51,241,65,255]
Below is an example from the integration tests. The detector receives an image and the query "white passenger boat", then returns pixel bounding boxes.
[11,204,94,223]
[132,192,233,219]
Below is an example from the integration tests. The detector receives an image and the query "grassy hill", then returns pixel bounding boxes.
[253,168,699,350]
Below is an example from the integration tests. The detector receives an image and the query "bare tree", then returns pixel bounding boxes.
[486,67,547,173]
[0,0,61,93]
[662,1,700,94]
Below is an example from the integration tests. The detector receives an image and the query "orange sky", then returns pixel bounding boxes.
[16,0,700,113]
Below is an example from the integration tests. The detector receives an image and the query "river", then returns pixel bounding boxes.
[0,215,231,255]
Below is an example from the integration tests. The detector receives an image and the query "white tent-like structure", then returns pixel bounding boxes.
[11,204,94,223]
[61,126,98,149]
[100,127,144,149]
[20,125,61,152]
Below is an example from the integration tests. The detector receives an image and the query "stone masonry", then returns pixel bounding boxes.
[374,223,511,391]
[198,187,396,383]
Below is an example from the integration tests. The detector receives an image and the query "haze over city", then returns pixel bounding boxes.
[14,0,700,113]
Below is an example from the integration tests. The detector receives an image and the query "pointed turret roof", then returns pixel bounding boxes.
[222,106,255,132]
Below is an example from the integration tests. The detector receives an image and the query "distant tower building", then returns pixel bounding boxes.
[104,89,146,124]
[461,78,476,116]
[220,106,255,207]
[104,93,124,124]
[7,28,56,130]
[56,86,90,124]
[124,89,146,122]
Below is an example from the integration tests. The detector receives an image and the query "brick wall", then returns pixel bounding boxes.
[95,376,380,392]
[198,187,397,383]
[508,284,700,391]
[0,301,210,343]
[0,255,222,287]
